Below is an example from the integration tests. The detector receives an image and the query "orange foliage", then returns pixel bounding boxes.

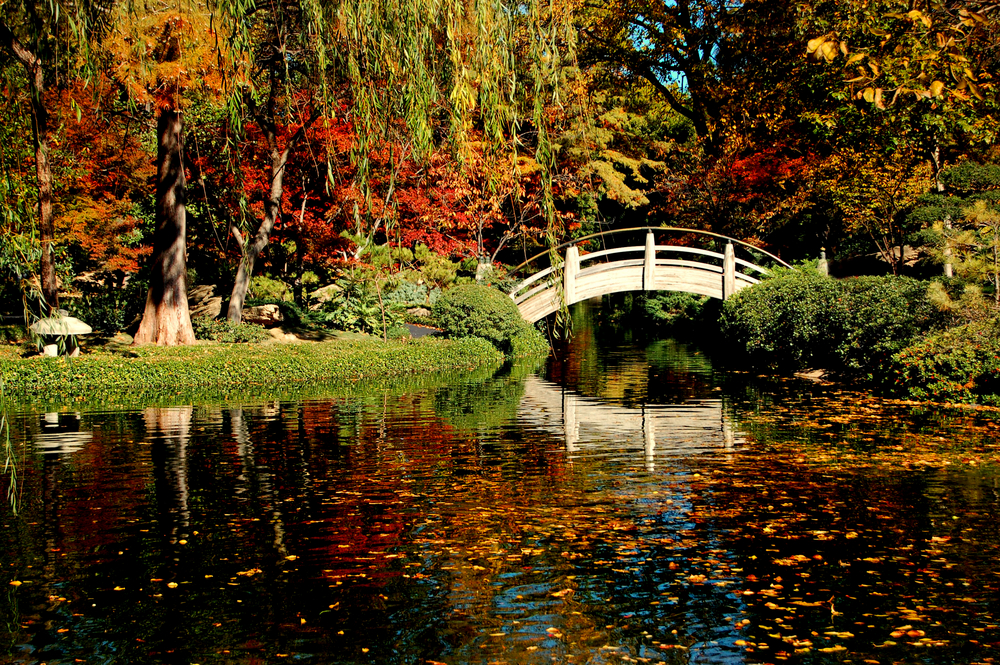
[52,80,154,275]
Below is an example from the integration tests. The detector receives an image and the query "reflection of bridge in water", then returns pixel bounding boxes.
[519,375,742,468]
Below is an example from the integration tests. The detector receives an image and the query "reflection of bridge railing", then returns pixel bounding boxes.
[518,375,742,469]
[509,227,790,322]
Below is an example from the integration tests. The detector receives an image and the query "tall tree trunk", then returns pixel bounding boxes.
[931,144,953,278]
[227,109,319,323]
[227,140,287,323]
[134,109,196,345]
[0,22,57,313]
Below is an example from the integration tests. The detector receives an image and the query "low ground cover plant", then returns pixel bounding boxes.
[0,337,504,398]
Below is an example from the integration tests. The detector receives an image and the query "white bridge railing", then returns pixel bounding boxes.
[509,228,789,322]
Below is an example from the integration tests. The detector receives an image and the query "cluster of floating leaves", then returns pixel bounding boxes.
[3,382,1000,665]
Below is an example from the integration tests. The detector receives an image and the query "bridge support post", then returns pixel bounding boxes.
[723,242,736,300]
[643,232,655,290]
[563,245,579,307]
[563,390,578,452]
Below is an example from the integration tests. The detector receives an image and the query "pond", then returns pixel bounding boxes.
[2,301,1000,664]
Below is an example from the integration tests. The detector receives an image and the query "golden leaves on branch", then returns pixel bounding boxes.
[806,34,845,63]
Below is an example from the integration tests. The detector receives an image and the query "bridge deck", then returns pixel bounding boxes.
[511,232,770,323]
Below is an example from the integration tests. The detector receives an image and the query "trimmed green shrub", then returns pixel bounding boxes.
[720,272,935,373]
[509,325,549,358]
[888,320,1000,405]
[433,284,547,356]
[192,317,270,343]
[720,271,846,368]
[837,276,937,374]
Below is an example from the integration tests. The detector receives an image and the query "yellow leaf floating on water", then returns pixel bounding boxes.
[9,581,22,586]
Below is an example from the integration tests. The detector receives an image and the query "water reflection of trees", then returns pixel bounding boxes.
[4,358,1000,663]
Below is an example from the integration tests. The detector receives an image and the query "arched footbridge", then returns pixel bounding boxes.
[509,227,790,323]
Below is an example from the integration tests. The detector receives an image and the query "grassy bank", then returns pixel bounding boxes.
[0,336,506,407]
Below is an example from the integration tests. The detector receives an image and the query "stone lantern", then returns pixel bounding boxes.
[30,316,93,357]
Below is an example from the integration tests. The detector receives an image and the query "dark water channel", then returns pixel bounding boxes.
[3,303,1000,664]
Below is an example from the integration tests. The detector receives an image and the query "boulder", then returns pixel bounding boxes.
[244,304,283,327]
[187,284,217,304]
[190,296,223,320]
[310,283,341,303]
[407,307,432,318]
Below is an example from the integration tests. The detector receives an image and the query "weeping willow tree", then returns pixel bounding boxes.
[0,0,108,315]
[210,0,579,324]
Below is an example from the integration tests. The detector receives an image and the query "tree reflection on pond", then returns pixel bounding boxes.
[2,303,1000,664]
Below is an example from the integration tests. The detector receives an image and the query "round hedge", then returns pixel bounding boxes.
[432,284,546,355]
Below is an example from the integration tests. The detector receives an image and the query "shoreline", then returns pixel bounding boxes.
[0,336,515,409]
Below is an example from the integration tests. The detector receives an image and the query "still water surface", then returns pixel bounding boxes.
[3,306,1000,664]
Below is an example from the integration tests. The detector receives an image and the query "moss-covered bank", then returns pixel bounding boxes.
[0,337,506,406]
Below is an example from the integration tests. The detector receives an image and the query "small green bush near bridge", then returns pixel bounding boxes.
[433,284,548,357]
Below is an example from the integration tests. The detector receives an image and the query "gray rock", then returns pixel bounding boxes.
[310,284,341,303]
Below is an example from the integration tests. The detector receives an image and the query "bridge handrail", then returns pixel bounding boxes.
[508,226,791,274]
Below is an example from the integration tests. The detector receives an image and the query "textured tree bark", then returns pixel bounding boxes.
[226,139,285,323]
[133,109,196,345]
[227,107,319,323]
[0,22,57,313]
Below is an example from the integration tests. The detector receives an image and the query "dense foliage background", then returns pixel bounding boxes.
[2,0,1000,401]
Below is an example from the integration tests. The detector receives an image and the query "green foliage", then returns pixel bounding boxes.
[836,276,937,373]
[640,292,709,327]
[721,272,847,368]
[321,273,403,336]
[509,324,550,358]
[926,281,993,326]
[192,317,270,344]
[888,320,1000,405]
[413,244,459,289]
[385,280,440,307]
[386,324,411,340]
[0,337,504,400]
[721,272,935,374]
[66,281,146,333]
[942,162,1000,194]
[250,275,291,301]
[0,325,27,344]
[433,284,547,356]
